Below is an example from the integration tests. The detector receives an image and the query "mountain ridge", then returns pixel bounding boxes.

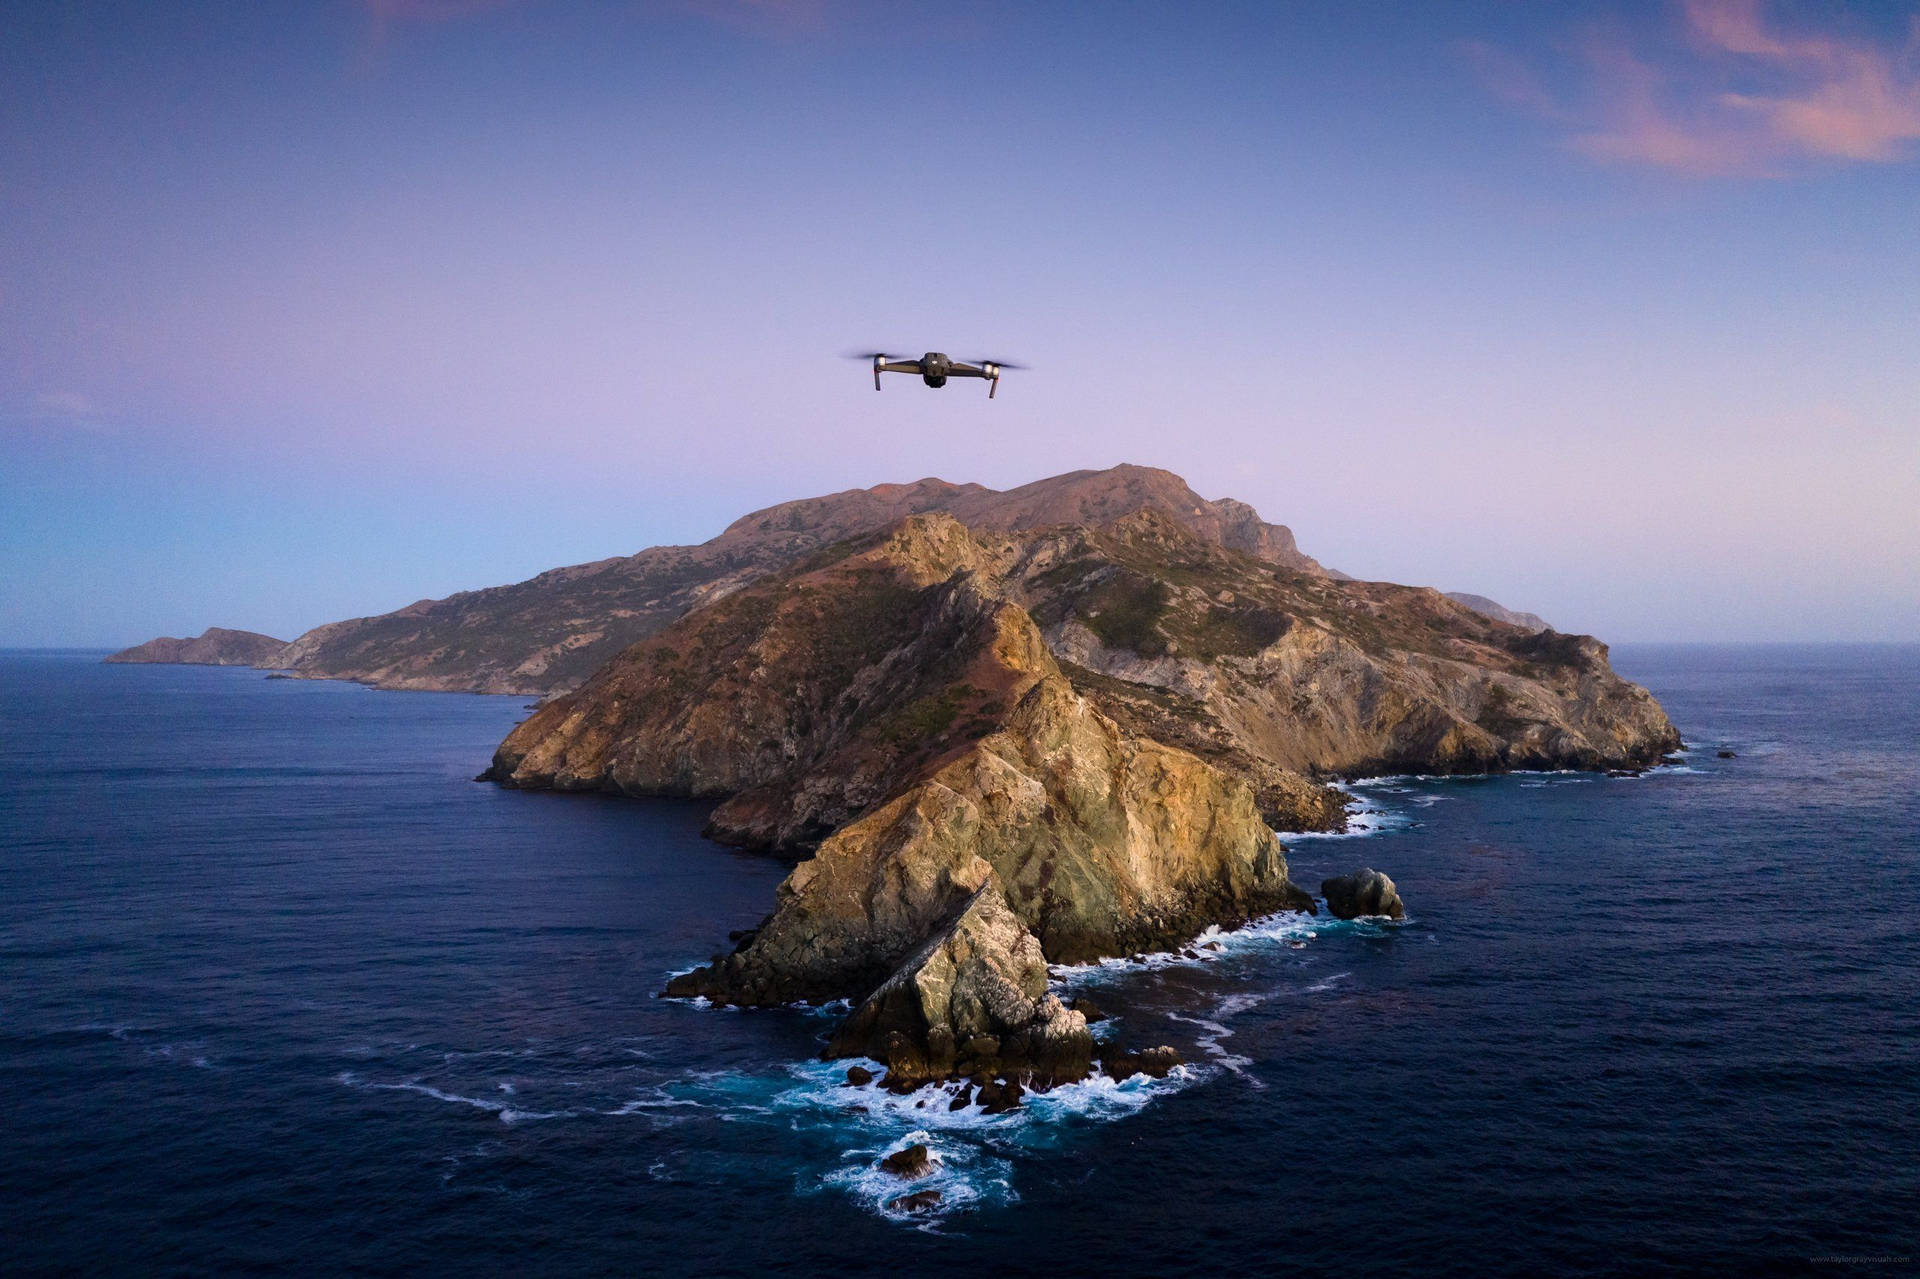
[255,465,1330,694]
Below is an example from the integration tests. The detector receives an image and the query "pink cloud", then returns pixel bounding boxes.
[1476,1,1920,177]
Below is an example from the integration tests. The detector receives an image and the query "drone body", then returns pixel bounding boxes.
[852,351,1026,398]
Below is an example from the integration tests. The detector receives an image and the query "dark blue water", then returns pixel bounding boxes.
[3,647,1916,1276]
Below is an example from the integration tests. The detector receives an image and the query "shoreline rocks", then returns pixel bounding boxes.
[825,882,1095,1090]
[1321,868,1405,921]
[879,1144,933,1178]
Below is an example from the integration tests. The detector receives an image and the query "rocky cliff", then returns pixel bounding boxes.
[105,627,288,666]
[488,500,1680,1086]
[253,465,1328,694]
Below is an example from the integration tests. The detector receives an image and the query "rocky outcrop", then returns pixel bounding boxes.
[105,628,287,666]
[657,657,1313,1004]
[244,465,1329,694]
[1321,868,1405,920]
[485,472,1678,1086]
[826,882,1093,1089]
[1446,592,1549,633]
[1099,1043,1185,1081]
[879,1144,933,1179]
[888,1189,942,1213]
[1025,514,1679,782]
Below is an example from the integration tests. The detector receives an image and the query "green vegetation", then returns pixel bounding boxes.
[871,683,985,746]
[1083,575,1172,656]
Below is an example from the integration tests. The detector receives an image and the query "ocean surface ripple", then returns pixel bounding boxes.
[2,645,1916,1276]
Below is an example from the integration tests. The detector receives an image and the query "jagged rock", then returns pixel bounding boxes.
[823,882,1093,1088]
[1098,1042,1183,1081]
[1321,868,1405,920]
[889,1190,943,1213]
[664,663,1313,1007]
[976,1078,1025,1114]
[949,1086,972,1111]
[879,1144,932,1179]
[844,1066,873,1087]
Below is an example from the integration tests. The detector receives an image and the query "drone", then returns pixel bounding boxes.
[848,351,1027,398]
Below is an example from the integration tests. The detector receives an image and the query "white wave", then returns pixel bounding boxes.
[1284,783,1413,841]
[141,1041,216,1069]
[781,1059,1195,1223]
[817,1129,1016,1227]
[1168,998,1261,1088]
[336,1072,569,1124]
[1049,909,1321,990]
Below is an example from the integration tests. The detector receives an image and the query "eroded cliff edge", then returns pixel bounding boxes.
[486,508,1680,1087]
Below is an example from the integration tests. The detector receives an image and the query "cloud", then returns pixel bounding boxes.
[1473,1,1920,176]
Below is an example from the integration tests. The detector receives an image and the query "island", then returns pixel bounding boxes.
[475,468,1680,1094]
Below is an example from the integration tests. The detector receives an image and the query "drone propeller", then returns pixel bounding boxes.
[843,350,897,361]
[968,358,1028,370]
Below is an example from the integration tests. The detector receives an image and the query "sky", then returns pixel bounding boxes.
[2,0,1916,646]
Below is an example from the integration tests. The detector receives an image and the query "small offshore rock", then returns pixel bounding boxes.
[844,1065,874,1087]
[1100,1043,1183,1081]
[949,1086,973,1111]
[1321,868,1405,921]
[1067,995,1109,1024]
[889,1189,943,1214]
[880,1144,933,1179]
[1717,749,1737,759]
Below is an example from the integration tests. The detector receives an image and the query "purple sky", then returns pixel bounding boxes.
[3,0,1916,646]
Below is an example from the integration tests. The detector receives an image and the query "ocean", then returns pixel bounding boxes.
[2,646,1915,1276]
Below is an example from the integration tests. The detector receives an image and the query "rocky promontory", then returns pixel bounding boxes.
[485,479,1681,1089]
[105,627,287,667]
